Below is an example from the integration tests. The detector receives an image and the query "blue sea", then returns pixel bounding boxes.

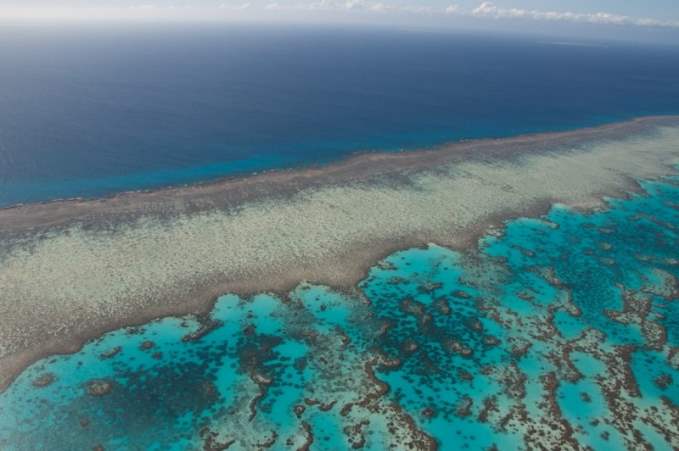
[1,171,678,450]
[1,25,679,207]
[2,25,679,450]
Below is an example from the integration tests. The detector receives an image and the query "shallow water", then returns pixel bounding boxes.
[1,174,678,450]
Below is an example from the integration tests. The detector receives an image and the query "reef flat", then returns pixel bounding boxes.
[1,168,678,449]
[1,116,679,396]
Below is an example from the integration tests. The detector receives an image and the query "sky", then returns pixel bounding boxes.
[1,1,679,44]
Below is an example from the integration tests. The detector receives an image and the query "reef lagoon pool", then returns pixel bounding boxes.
[2,171,677,450]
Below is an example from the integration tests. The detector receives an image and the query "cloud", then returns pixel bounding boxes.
[369,3,386,13]
[470,1,679,29]
[242,0,679,29]
[445,4,460,15]
[1,0,677,32]
[220,2,251,10]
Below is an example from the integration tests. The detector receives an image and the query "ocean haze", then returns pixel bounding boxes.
[1,24,679,207]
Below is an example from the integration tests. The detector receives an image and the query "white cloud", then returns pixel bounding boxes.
[220,2,251,10]
[129,4,155,10]
[445,4,460,15]
[470,1,679,29]
[1,0,677,31]
[260,1,437,15]
[370,3,386,13]
[247,0,679,28]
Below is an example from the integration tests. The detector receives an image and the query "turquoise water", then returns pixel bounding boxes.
[1,174,678,450]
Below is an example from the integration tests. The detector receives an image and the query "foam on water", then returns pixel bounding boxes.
[1,174,678,450]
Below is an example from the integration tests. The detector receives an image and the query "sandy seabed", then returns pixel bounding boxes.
[1,116,679,390]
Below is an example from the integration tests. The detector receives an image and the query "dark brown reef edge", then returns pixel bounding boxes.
[1,115,678,393]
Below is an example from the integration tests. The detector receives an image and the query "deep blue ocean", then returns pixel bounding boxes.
[1,25,679,451]
[1,25,679,207]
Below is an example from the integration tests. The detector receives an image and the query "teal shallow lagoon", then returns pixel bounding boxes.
[1,174,678,450]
